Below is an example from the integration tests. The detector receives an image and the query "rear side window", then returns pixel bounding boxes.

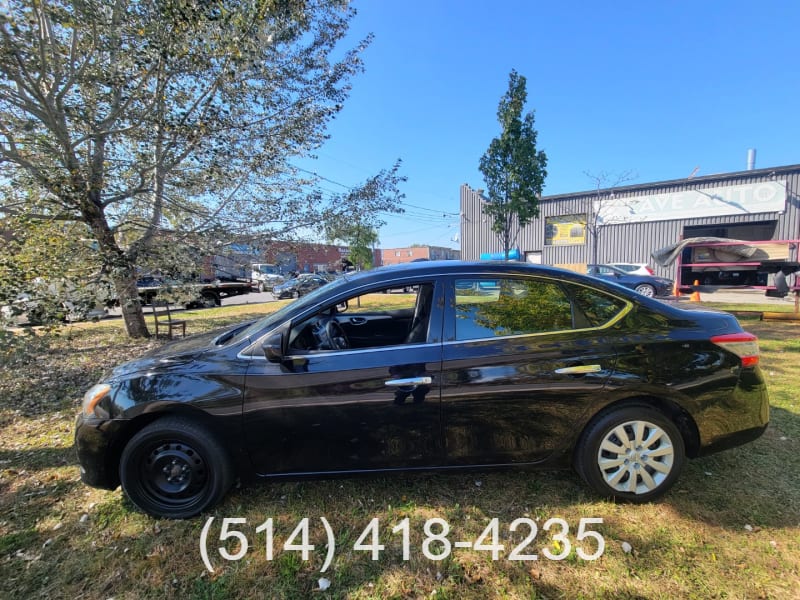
[454,278,573,340]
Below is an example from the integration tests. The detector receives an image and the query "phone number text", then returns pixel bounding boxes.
[199,516,606,573]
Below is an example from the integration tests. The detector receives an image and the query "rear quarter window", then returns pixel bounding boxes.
[567,284,628,327]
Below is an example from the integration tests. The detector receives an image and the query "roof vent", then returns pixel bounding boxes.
[747,148,756,170]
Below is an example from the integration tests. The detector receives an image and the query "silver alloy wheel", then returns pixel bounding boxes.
[634,284,655,297]
[597,420,675,494]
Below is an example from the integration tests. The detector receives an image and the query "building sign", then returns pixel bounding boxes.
[545,215,586,245]
[598,181,787,224]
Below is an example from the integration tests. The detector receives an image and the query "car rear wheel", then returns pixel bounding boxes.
[634,283,656,297]
[575,405,685,503]
[119,417,233,519]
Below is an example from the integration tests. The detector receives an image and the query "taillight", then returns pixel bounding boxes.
[645,266,655,275]
[711,332,760,367]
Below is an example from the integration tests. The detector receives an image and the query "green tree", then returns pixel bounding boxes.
[330,223,378,270]
[0,213,112,324]
[0,0,392,337]
[323,161,406,270]
[479,69,547,260]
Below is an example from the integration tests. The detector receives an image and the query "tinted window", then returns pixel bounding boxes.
[589,265,617,275]
[567,284,628,327]
[454,278,573,340]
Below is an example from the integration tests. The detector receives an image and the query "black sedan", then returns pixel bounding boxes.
[587,264,673,297]
[272,273,329,299]
[76,261,768,518]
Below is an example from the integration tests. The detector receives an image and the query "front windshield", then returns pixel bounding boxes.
[227,272,355,344]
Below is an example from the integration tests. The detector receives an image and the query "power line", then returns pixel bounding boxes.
[292,164,459,217]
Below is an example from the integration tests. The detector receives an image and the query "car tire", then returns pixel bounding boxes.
[119,417,233,519]
[574,405,685,503]
[634,284,656,297]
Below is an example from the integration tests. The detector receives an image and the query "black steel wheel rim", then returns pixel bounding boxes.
[138,440,208,507]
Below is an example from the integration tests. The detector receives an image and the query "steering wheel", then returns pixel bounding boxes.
[316,317,350,350]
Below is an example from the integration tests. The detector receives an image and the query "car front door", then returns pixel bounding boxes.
[243,280,445,476]
[440,274,626,466]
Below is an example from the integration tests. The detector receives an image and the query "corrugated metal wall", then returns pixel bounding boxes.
[461,165,800,279]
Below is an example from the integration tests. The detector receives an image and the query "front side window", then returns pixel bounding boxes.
[589,265,618,275]
[288,282,436,352]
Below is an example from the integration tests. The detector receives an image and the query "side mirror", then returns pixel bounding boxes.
[261,332,284,362]
[336,300,348,313]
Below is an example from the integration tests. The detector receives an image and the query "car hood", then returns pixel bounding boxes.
[108,320,255,379]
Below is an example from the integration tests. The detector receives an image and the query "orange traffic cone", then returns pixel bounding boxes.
[689,280,701,302]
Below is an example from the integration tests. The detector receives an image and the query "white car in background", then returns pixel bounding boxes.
[608,262,655,276]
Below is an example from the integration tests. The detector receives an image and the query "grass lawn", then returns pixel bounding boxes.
[0,298,798,599]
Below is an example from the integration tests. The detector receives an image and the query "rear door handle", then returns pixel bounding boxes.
[385,377,433,386]
[554,365,602,375]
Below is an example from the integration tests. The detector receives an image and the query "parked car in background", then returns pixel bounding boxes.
[251,263,285,292]
[273,273,330,299]
[608,262,655,276]
[587,264,673,297]
[76,261,767,518]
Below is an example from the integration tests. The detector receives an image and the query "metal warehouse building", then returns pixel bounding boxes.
[459,162,800,283]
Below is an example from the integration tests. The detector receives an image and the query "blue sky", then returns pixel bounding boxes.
[301,1,800,250]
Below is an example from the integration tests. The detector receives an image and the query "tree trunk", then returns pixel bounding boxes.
[83,200,150,338]
[504,213,511,261]
[114,268,150,338]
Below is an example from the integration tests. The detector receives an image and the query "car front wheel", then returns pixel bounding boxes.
[119,417,233,519]
[574,405,685,503]
[634,283,656,297]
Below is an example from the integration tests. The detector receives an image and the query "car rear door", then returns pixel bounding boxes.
[440,274,625,465]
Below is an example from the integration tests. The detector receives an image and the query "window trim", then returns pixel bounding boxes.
[443,274,632,343]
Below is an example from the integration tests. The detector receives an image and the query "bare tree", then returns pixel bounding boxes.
[584,170,637,266]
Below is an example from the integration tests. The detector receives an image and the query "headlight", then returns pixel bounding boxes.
[82,383,111,417]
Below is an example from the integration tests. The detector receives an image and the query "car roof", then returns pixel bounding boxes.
[246,260,691,345]
[342,260,608,287]
[588,263,626,271]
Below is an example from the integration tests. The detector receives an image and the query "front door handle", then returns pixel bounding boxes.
[554,364,602,375]
[385,377,433,386]
[349,317,367,325]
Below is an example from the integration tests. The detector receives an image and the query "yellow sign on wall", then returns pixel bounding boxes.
[545,215,586,245]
